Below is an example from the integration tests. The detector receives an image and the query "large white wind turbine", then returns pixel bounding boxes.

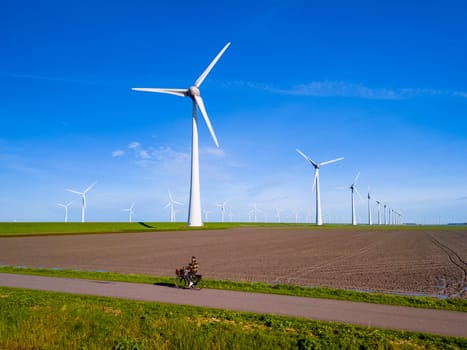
[132,43,231,226]
[123,203,135,223]
[164,191,183,223]
[349,172,361,226]
[216,200,228,223]
[296,148,344,226]
[66,181,97,223]
[57,202,72,223]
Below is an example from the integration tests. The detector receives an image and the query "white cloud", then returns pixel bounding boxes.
[139,150,151,159]
[453,91,467,98]
[128,142,140,149]
[200,147,226,159]
[284,81,401,99]
[112,150,125,157]
[229,80,467,100]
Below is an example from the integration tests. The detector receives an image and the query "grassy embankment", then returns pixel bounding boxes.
[0,286,465,350]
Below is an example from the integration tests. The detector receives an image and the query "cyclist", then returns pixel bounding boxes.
[185,256,199,288]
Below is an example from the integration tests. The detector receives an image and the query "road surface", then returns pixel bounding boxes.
[0,273,466,338]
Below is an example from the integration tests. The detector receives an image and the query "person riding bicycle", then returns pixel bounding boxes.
[185,256,199,288]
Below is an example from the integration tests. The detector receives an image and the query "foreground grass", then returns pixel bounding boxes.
[1,266,466,312]
[0,222,464,237]
[0,287,465,350]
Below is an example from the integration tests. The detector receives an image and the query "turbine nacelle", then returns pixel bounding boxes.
[188,86,201,99]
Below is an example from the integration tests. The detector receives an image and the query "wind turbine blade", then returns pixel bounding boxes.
[355,187,364,201]
[173,201,183,205]
[194,95,219,148]
[66,189,82,195]
[353,172,360,185]
[168,190,174,202]
[84,181,97,193]
[195,42,231,88]
[132,88,188,97]
[320,157,344,166]
[295,148,318,168]
[163,202,171,209]
[67,202,73,207]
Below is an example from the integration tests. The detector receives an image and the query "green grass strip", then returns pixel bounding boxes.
[0,286,465,349]
[0,222,464,237]
[1,266,465,312]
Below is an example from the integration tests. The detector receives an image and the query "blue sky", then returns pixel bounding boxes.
[1,0,466,224]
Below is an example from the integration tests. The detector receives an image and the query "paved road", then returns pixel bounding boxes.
[1,273,466,338]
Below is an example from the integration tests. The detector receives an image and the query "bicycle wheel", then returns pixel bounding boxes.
[192,274,203,289]
[175,276,187,288]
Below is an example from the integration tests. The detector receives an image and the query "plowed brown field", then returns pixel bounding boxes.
[1,227,466,298]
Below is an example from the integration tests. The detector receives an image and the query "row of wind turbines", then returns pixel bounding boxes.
[296,148,403,226]
[59,42,402,226]
[58,184,184,223]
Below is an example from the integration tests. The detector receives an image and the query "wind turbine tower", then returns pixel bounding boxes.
[296,148,344,226]
[132,43,231,227]
[66,181,97,223]
[349,172,361,226]
[57,202,72,223]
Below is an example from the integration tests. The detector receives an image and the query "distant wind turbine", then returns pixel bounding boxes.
[249,203,261,223]
[367,186,373,225]
[164,191,183,223]
[349,172,361,226]
[296,148,344,226]
[275,208,282,223]
[383,203,387,225]
[216,200,228,223]
[228,209,234,222]
[66,181,97,223]
[123,203,135,223]
[203,210,212,222]
[57,202,72,223]
[375,200,381,225]
[132,42,231,227]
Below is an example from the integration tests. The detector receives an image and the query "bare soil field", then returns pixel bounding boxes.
[1,227,466,298]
